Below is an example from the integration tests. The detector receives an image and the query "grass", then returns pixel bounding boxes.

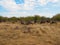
[0,22,60,45]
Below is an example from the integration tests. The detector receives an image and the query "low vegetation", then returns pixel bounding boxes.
[0,22,60,45]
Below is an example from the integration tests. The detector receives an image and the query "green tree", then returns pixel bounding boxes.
[8,17,18,22]
[0,16,3,22]
[25,16,34,21]
[34,15,41,23]
[52,14,60,21]
[40,16,47,21]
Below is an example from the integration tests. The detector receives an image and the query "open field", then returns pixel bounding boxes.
[0,22,60,45]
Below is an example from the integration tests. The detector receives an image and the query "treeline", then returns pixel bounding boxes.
[0,14,60,23]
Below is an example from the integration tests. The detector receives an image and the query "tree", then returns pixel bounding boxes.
[8,17,18,22]
[25,16,34,21]
[34,15,41,23]
[52,14,60,21]
[0,16,3,22]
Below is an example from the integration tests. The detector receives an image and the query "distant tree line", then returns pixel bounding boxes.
[0,14,60,24]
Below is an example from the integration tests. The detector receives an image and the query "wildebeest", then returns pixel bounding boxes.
[20,20,26,25]
[20,20,34,25]
[40,20,46,24]
[26,21,34,25]
[50,20,57,24]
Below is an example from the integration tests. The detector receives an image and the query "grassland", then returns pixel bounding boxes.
[0,22,60,45]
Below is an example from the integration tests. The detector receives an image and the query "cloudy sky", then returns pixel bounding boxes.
[0,0,60,17]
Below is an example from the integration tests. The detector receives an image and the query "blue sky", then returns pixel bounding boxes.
[0,0,60,17]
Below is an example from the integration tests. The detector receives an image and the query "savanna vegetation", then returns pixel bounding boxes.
[0,14,60,45]
[0,14,60,24]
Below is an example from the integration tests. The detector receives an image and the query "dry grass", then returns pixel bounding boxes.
[0,22,60,45]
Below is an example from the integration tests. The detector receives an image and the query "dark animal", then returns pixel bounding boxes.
[46,20,50,23]
[40,20,46,24]
[20,20,26,25]
[26,21,34,25]
[50,20,57,24]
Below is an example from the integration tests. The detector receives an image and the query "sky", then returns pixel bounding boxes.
[0,0,60,17]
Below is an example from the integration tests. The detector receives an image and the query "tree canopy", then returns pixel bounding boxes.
[0,14,60,22]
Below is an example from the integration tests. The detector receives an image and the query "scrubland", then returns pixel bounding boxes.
[0,22,60,45]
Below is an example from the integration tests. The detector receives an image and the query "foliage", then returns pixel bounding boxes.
[0,14,60,22]
[34,15,41,23]
[52,14,60,21]
[8,17,18,22]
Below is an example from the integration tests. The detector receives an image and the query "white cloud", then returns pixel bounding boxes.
[0,0,22,11]
[23,0,36,10]
[0,11,28,17]
[0,10,55,18]
[49,0,59,3]
[38,0,48,5]
[0,0,36,11]
[0,0,59,11]
[37,0,59,6]
[0,0,60,18]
